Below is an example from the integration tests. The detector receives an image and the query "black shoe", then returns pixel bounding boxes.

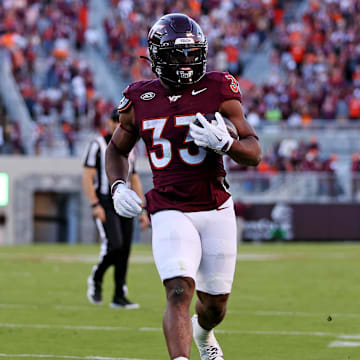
[87,276,102,305]
[110,296,139,309]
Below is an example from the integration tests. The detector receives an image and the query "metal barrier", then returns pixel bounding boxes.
[130,169,360,205]
[257,123,360,156]
[227,171,360,203]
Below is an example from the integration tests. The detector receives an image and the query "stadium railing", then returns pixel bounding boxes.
[256,122,360,156]
[227,172,360,204]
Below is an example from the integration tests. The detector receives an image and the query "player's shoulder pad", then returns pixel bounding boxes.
[205,71,241,94]
[223,72,242,95]
[123,79,159,101]
[204,71,227,82]
[117,95,132,113]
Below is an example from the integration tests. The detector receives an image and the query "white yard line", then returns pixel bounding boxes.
[2,252,356,264]
[339,334,360,340]
[0,304,37,309]
[228,310,360,319]
[1,322,360,340]
[0,354,150,360]
[2,304,360,320]
[214,329,354,338]
[236,254,282,261]
[328,341,360,348]
[54,305,101,311]
[0,272,31,277]
[0,323,133,331]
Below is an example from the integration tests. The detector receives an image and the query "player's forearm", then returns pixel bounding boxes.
[227,137,262,166]
[105,142,130,185]
[82,175,99,205]
[130,173,145,202]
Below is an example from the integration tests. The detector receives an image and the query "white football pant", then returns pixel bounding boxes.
[151,197,237,295]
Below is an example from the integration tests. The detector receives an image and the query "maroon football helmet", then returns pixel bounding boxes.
[148,13,208,88]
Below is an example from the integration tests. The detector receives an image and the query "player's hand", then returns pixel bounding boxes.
[112,183,143,218]
[139,212,150,231]
[189,112,234,155]
[92,204,106,223]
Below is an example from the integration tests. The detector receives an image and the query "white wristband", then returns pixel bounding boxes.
[111,179,126,197]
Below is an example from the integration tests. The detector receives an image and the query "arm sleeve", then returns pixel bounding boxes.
[220,72,243,103]
[82,140,100,167]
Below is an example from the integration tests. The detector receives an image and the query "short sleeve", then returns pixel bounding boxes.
[83,140,100,167]
[117,85,133,113]
[220,73,242,103]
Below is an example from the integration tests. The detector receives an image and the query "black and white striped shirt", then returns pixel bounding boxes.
[83,134,136,196]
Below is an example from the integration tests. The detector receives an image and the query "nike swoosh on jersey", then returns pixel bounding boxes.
[192,88,207,95]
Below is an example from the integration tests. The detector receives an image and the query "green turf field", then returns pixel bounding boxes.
[0,243,359,360]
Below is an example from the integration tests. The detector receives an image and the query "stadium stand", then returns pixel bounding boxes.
[250,0,360,124]
[0,98,24,154]
[103,0,284,81]
[0,0,359,200]
[0,0,114,155]
[1,0,360,247]
[101,0,360,126]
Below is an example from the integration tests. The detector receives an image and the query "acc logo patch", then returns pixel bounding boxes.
[140,92,156,101]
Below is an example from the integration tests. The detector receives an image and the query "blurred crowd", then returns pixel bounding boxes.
[104,0,360,125]
[0,0,113,155]
[227,136,338,173]
[244,0,360,126]
[227,136,360,197]
[1,0,360,169]
[0,99,24,154]
[104,0,284,81]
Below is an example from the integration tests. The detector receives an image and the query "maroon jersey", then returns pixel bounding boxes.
[122,71,242,213]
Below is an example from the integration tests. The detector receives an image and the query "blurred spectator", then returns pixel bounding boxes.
[2,0,360,159]
[62,121,76,156]
[103,0,281,80]
[102,0,360,125]
[0,100,25,154]
[228,136,335,175]
[351,153,360,199]
[322,153,342,197]
[257,0,360,124]
[0,0,113,155]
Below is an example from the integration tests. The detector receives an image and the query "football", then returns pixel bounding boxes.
[199,113,239,140]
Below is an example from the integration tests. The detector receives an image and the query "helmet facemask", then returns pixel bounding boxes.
[148,14,208,88]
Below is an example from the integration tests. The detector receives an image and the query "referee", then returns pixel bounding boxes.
[82,108,149,309]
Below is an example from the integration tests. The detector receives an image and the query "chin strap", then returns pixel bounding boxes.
[140,56,157,77]
[139,55,153,64]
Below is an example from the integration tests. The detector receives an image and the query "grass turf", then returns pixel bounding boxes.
[0,243,359,360]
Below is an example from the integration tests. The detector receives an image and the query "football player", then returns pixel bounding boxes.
[106,13,261,360]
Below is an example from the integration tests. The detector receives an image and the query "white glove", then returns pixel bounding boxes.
[189,112,234,155]
[112,183,142,218]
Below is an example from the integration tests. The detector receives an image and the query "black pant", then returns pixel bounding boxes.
[91,195,133,298]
